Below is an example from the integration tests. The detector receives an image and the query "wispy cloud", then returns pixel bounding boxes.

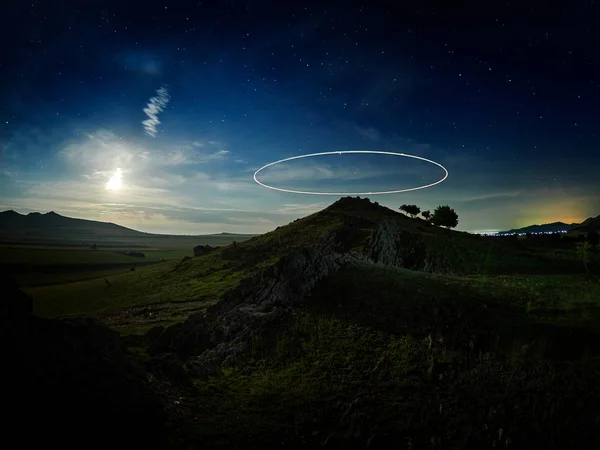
[458,190,524,203]
[257,159,431,184]
[356,126,381,142]
[199,149,230,163]
[142,86,170,137]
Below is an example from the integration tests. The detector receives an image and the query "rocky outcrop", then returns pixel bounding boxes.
[147,216,470,377]
[150,232,370,376]
[2,274,166,450]
[193,244,217,256]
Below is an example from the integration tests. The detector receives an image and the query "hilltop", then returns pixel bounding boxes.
[13,196,600,449]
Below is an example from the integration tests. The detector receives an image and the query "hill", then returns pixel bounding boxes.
[15,196,600,449]
[499,214,600,235]
[0,209,257,246]
[572,215,600,232]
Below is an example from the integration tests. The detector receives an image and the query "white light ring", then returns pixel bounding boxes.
[253,150,449,195]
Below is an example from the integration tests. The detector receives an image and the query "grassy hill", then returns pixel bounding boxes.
[28,197,597,327]
[173,265,600,449]
[16,196,600,449]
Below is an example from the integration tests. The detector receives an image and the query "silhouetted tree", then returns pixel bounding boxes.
[587,229,599,247]
[91,243,97,250]
[431,205,459,229]
[400,204,420,218]
[421,210,431,221]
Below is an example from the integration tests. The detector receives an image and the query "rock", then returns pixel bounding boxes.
[193,244,216,256]
[153,216,465,378]
[147,352,190,384]
[148,312,225,356]
[2,280,167,450]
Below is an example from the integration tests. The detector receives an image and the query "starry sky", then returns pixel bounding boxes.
[1,1,599,234]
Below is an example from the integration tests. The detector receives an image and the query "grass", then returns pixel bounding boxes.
[1,233,255,288]
[8,197,600,448]
[0,247,149,265]
[166,265,600,449]
[14,268,132,287]
[29,252,244,319]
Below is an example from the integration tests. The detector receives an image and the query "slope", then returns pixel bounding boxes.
[0,209,257,245]
[163,265,600,449]
[29,196,590,329]
[21,196,600,449]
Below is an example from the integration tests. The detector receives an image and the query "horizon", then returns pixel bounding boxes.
[2,2,599,235]
[1,204,595,237]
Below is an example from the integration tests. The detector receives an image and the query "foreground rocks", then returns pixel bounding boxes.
[2,275,167,450]
[149,227,372,376]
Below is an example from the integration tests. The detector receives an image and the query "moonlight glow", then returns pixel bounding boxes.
[253,150,449,195]
[105,168,123,191]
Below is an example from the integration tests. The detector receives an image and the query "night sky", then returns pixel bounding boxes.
[1,1,599,234]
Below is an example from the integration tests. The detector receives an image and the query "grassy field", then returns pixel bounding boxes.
[167,265,600,449]
[1,232,255,288]
[28,252,244,319]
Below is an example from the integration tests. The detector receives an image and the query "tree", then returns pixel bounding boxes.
[399,204,421,218]
[421,210,431,221]
[431,205,459,229]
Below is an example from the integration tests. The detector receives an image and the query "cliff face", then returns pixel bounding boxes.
[149,218,462,376]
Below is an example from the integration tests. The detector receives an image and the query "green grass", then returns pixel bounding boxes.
[167,265,600,449]
[29,252,244,319]
[0,247,148,265]
[466,273,600,326]
[1,234,253,288]
[14,268,132,287]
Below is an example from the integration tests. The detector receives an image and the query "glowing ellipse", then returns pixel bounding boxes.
[253,150,449,195]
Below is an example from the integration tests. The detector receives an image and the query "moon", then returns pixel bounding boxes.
[106,168,123,191]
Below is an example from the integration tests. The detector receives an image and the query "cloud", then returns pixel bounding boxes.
[199,149,230,163]
[142,86,170,137]
[257,157,433,184]
[458,190,524,203]
[60,131,231,173]
[356,126,381,142]
[275,202,328,214]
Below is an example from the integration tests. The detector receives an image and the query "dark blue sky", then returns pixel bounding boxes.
[1,0,599,233]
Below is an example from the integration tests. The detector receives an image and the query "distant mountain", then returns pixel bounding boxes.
[572,215,600,232]
[0,210,152,245]
[498,215,600,235]
[0,210,144,233]
[0,210,257,245]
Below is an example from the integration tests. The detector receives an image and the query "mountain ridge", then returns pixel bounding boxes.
[498,214,600,235]
[0,209,253,238]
